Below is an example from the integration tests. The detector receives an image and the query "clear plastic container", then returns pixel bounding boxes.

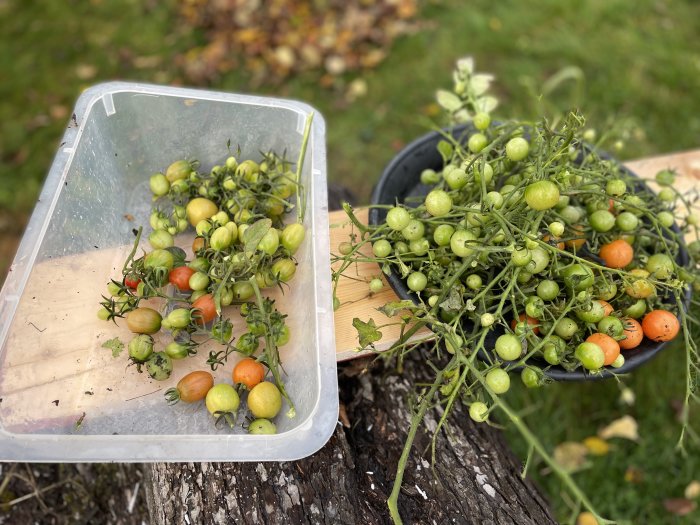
[0,82,338,461]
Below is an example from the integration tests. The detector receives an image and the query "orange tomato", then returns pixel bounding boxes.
[192,293,217,324]
[586,333,620,366]
[598,239,633,269]
[511,313,540,335]
[232,358,266,390]
[167,371,214,404]
[192,236,206,252]
[543,234,565,250]
[565,225,586,250]
[641,310,680,342]
[599,300,614,317]
[619,318,643,350]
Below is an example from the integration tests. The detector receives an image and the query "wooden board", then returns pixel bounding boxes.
[332,150,700,361]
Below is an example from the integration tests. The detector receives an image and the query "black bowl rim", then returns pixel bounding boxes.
[369,123,691,382]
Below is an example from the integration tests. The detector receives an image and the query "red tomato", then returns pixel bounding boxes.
[192,293,217,324]
[124,275,141,289]
[169,266,196,292]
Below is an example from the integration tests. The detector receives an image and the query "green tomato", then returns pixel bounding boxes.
[646,253,674,280]
[655,169,675,186]
[598,316,624,339]
[521,367,541,388]
[128,334,154,363]
[473,162,494,185]
[386,207,411,231]
[511,247,532,267]
[610,354,626,368]
[606,179,626,196]
[575,342,605,370]
[407,271,428,292]
[233,281,255,300]
[549,221,565,237]
[146,352,173,381]
[543,336,566,365]
[589,210,616,232]
[480,313,495,327]
[420,168,441,185]
[485,191,504,209]
[525,296,544,319]
[166,160,193,183]
[188,256,210,273]
[150,173,170,196]
[559,205,582,224]
[444,168,468,190]
[595,281,617,301]
[372,239,392,258]
[164,341,191,360]
[527,247,550,274]
[271,258,297,283]
[248,419,277,435]
[505,137,529,161]
[395,241,409,255]
[473,113,491,130]
[369,278,383,293]
[495,334,522,361]
[210,226,233,251]
[657,211,675,228]
[165,308,192,329]
[537,280,560,301]
[469,402,489,422]
[206,383,240,415]
[409,238,430,256]
[189,272,210,292]
[616,212,639,232]
[281,223,305,254]
[144,249,174,271]
[623,299,646,319]
[576,301,606,323]
[468,133,488,153]
[402,220,425,241]
[524,181,560,211]
[258,228,280,255]
[554,317,578,339]
[450,229,477,258]
[560,264,594,291]
[425,190,453,217]
[433,224,455,247]
[658,187,675,202]
[485,368,511,394]
[466,274,482,290]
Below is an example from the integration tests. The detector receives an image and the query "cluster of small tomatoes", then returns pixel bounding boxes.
[365,114,688,399]
[99,151,305,433]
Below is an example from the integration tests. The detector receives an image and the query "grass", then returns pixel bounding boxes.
[1,0,700,522]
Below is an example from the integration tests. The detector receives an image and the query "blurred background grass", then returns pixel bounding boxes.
[0,0,699,522]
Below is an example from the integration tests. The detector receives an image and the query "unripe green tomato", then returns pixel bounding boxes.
[258,228,280,255]
[420,168,441,185]
[428,295,440,307]
[272,258,296,282]
[189,272,210,291]
[473,113,491,130]
[549,221,565,237]
[409,238,430,256]
[248,418,277,435]
[281,223,305,254]
[623,195,645,216]
[209,226,232,251]
[206,383,240,415]
[236,159,260,183]
[150,173,170,196]
[554,317,578,339]
[606,179,627,196]
[255,270,275,289]
[369,278,383,293]
[373,239,392,258]
[186,198,218,228]
[386,207,411,231]
[485,368,510,394]
[150,211,162,230]
[451,229,477,257]
[527,247,550,274]
[473,162,494,184]
[616,212,639,232]
[190,290,207,302]
[166,159,193,183]
[575,342,605,370]
[521,367,541,388]
[480,313,495,327]
[610,354,625,368]
[170,178,189,194]
[576,301,606,323]
[224,221,239,242]
[128,334,154,362]
[402,220,425,241]
[97,306,110,320]
[655,169,675,186]
[445,334,463,354]
[233,281,255,300]
[444,168,468,190]
[658,187,675,202]
[561,264,594,291]
[598,316,624,339]
[559,205,582,224]
[196,220,212,237]
[511,247,532,267]
[646,253,674,280]
[165,341,191,360]
[338,241,353,255]
[524,181,560,211]
[407,271,428,292]
[466,274,482,290]
[595,281,617,301]
[166,308,192,329]
[220,286,234,306]
[495,334,522,361]
[107,281,122,296]
[505,137,529,161]
[225,156,238,171]
[485,191,503,209]
[188,256,210,273]
[248,382,282,419]
[433,224,455,247]
[144,249,174,271]
[425,190,453,217]
[589,210,616,232]
[525,296,544,318]
[469,401,489,422]
[517,271,532,284]
[222,176,237,191]
[468,133,488,153]
[211,211,229,226]
[657,211,675,228]
[537,280,560,301]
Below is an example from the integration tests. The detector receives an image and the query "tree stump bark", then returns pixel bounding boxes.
[145,354,555,525]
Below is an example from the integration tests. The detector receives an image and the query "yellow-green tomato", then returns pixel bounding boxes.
[281,223,305,254]
[469,402,489,422]
[127,307,162,334]
[150,173,170,196]
[166,160,193,183]
[210,226,233,251]
[206,383,240,415]
[258,228,280,255]
[186,198,218,227]
[149,229,174,250]
[248,419,277,435]
[271,258,296,282]
[247,381,282,419]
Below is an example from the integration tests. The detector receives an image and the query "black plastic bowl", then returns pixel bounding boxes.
[369,125,691,381]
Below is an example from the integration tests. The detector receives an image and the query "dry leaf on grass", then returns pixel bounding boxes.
[553,441,589,473]
[663,498,696,516]
[598,415,638,441]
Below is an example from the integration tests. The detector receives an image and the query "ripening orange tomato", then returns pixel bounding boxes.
[598,239,633,269]
[586,333,620,366]
[233,358,266,390]
[642,310,680,342]
[619,318,643,350]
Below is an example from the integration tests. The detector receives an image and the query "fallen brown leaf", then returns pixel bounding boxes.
[553,441,589,473]
[663,498,696,516]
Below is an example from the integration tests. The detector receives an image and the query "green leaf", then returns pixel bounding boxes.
[470,73,494,96]
[352,318,382,349]
[101,337,124,358]
[435,89,463,112]
[378,300,417,317]
[437,140,454,163]
[243,218,272,254]
[474,96,498,114]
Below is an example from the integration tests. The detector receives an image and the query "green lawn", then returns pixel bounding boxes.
[1,0,700,522]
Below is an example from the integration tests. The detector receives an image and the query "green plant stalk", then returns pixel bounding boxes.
[295,112,314,224]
